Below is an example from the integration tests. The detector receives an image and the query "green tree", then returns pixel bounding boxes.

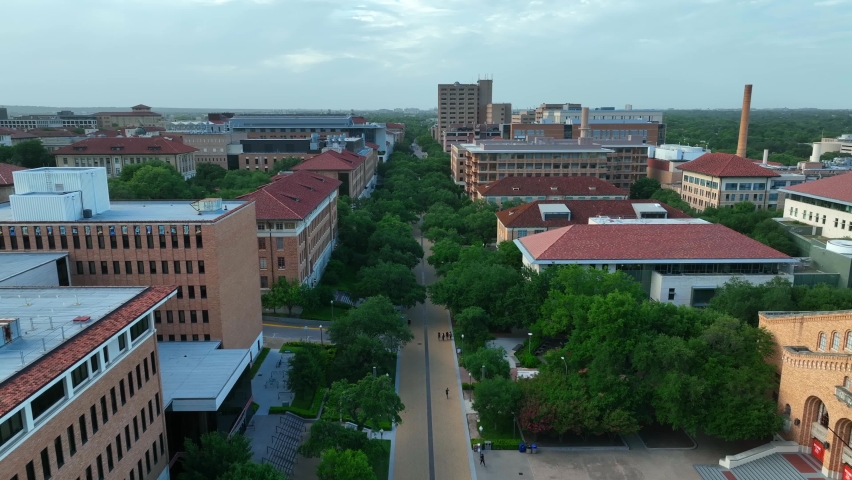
[650,188,692,213]
[332,335,394,383]
[427,238,462,275]
[461,347,510,381]
[473,377,522,429]
[270,157,304,174]
[354,261,426,308]
[287,344,327,398]
[179,432,252,480]
[629,177,661,199]
[328,296,413,352]
[127,163,189,199]
[454,307,491,350]
[6,140,53,169]
[262,278,304,315]
[317,449,376,480]
[821,151,852,161]
[326,374,404,431]
[368,215,423,268]
[218,462,288,480]
[298,420,370,458]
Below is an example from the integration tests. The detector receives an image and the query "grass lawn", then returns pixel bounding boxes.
[299,302,351,322]
[249,347,270,377]
[477,415,521,440]
[320,267,360,293]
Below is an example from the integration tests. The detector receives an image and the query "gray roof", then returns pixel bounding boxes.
[158,341,250,411]
[0,252,68,283]
[0,200,248,223]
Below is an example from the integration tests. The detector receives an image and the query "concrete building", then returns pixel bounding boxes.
[52,137,198,180]
[292,146,377,199]
[239,171,340,288]
[496,199,689,242]
[515,222,797,307]
[435,79,493,142]
[0,163,25,203]
[511,110,536,124]
[0,285,176,480]
[0,111,98,130]
[646,144,710,189]
[510,124,567,142]
[677,153,780,211]
[540,107,663,124]
[453,136,651,194]
[810,134,852,162]
[227,115,393,152]
[474,176,627,207]
[442,123,502,154]
[94,105,163,129]
[0,168,263,353]
[781,173,852,239]
[485,103,512,124]
[759,309,852,478]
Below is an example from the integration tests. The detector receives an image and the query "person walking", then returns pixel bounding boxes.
[445,387,449,399]
[438,332,441,341]
[479,451,485,466]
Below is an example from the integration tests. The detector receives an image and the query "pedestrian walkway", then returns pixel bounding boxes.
[251,350,294,415]
[393,225,473,480]
[695,453,827,480]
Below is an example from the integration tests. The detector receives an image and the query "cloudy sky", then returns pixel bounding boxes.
[3,0,850,110]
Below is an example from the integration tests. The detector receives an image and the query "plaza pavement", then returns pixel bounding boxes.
[393,226,474,480]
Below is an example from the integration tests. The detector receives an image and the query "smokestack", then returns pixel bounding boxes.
[580,107,590,139]
[763,149,769,165]
[736,84,752,158]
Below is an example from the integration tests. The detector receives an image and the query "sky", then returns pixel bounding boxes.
[2,0,851,110]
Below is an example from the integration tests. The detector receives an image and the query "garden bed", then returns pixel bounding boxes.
[637,423,696,449]
[269,387,326,418]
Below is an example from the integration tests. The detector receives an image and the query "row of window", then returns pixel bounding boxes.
[817,331,852,352]
[259,257,286,270]
[722,182,767,191]
[787,193,852,214]
[10,352,158,480]
[74,260,205,276]
[157,333,211,342]
[154,309,210,324]
[788,206,852,231]
[258,237,286,250]
[684,175,720,190]
[0,225,203,251]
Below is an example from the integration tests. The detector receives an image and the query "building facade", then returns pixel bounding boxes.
[677,153,780,211]
[94,105,163,129]
[162,133,247,171]
[0,168,263,353]
[0,286,175,480]
[292,148,377,199]
[485,103,512,124]
[0,112,98,130]
[239,171,340,288]
[760,310,852,478]
[781,173,852,239]
[435,79,493,142]
[52,137,198,179]
[0,163,25,203]
[474,176,628,207]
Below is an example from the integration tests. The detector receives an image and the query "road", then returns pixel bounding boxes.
[262,319,326,344]
[392,225,473,480]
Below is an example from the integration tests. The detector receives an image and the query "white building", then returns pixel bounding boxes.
[514,222,797,307]
[781,172,852,239]
[810,134,852,162]
[649,144,709,161]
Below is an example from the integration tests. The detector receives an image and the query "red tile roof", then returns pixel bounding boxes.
[477,176,628,198]
[238,170,341,220]
[782,172,852,204]
[497,199,690,228]
[365,142,380,150]
[518,223,791,261]
[0,128,15,135]
[292,149,365,172]
[0,286,175,419]
[18,129,81,138]
[386,123,405,130]
[677,153,780,178]
[0,163,26,186]
[352,116,367,124]
[10,132,37,140]
[52,137,197,156]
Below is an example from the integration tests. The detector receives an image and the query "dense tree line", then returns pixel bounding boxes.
[0,140,54,169]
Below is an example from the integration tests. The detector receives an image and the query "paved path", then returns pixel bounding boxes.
[393,225,473,480]
[251,350,294,415]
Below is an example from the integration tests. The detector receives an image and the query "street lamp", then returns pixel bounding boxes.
[560,356,567,375]
[478,425,483,437]
[380,428,384,439]
[481,365,486,382]
[320,324,323,345]
[330,300,334,321]
[460,334,464,355]
[527,332,533,355]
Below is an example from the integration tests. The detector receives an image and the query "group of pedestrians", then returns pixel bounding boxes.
[438,331,453,341]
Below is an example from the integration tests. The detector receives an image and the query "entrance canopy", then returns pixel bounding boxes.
[158,341,250,411]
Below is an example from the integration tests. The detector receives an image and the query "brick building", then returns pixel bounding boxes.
[94,105,163,129]
[0,168,263,353]
[292,148,377,199]
[474,176,627,207]
[0,286,175,480]
[496,199,689,242]
[0,163,25,203]
[239,171,340,288]
[677,153,780,211]
[162,133,247,171]
[52,137,198,180]
[760,310,852,478]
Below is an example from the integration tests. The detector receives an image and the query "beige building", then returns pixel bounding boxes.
[435,79,493,142]
[677,153,779,211]
[781,173,852,238]
[94,105,163,129]
[511,110,535,124]
[164,133,246,170]
[485,103,512,124]
[52,137,198,179]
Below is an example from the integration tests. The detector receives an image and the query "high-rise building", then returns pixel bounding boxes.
[435,79,493,141]
[485,103,512,124]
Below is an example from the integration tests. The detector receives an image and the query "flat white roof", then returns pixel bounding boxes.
[0,287,145,383]
[631,203,668,214]
[0,200,247,223]
[588,217,710,225]
[158,342,250,412]
[0,252,67,283]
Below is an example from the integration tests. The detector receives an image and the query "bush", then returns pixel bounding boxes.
[518,351,541,368]
[462,382,473,391]
[469,439,523,450]
[269,388,326,418]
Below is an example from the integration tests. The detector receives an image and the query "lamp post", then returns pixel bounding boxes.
[560,356,567,375]
[320,325,323,345]
[527,332,533,355]
[330,300,334,321]
[460,334,464,356]
[512,411,516,439]
[481,365,486,382]
[380,428,384,439]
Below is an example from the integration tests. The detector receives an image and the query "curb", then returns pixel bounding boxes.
[449,310,478,480]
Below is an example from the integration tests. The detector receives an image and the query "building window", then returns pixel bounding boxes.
[40,448,51,479]
[67,425,76,456]
[260,276,269,289]
[198,260,205,274]
[186,261,193,274]
[832,332,841,351]
[668,288,676,301]
[32,381,65,420]
[276,237,284,250]
[202,310,209,323]
[258,238,266,250]
[200,286,207,299]
[818,332,827,351]
[277,257,285,270]
[260,258,267,270]
[188,286,195,299]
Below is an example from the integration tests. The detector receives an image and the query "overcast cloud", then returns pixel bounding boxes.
[2,0,850,110]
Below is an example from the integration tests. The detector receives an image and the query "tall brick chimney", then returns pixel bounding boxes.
[580,107,590,138]
[736,84,752,158]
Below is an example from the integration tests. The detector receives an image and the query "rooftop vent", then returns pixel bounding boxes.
[512,187,520,191]
[589,186,597,191]
[550,187,558,191]
[0,318,21,346]
[73,316,91,323]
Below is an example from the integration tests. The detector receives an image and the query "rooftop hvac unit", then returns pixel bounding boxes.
[190,198,223,213]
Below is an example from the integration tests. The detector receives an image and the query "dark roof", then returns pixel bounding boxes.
[52,137,197,155]
[0,163,26,186]
[518,223,791,261]
[365,142,380,150]
[238,171,341,220]
[477,176,628,198]
[292,150,365,172]
[94,111,162,117]
[497,199,690,228]
[0,286,175,419]
[677,153,780,178]
[782,172,852,204]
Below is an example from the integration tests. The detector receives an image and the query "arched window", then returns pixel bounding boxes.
[818,332,827,351]
[832,332,841,351]
[845,377,851,389]
[818,402,830,428]
[846,332,852,351]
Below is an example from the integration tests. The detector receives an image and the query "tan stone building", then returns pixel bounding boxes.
[485,103,512,124]
[0,285,175,480]
[0,168,263,353]
[474,176,628,207]
[52,137,198,179]
[94,105,163,129]
[164,133,246,170]
[511,110,535,124]
[293,149,377,199]
[677,153,780,211]
[436,79,493,141]
[239,171,340,288]
[760,310,852,478]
